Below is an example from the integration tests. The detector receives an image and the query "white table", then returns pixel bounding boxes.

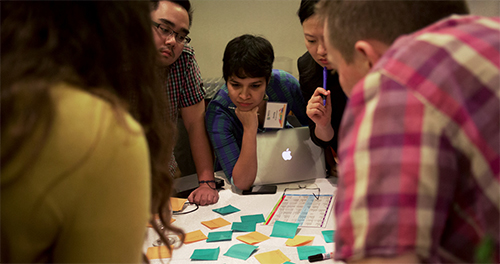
[144,173,341,263]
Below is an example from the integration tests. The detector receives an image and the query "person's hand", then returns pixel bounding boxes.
[306,87,332,127]
[235,106,259,131]
[188,184,219,205]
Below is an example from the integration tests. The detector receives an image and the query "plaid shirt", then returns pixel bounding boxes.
[336,15,500,263]
[165,44,204,175]
[166,44,204,122]
[205,69,309,182]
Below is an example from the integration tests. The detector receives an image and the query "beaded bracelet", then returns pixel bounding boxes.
[199,180,216,190]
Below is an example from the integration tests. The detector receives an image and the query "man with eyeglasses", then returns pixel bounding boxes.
[150,0,218,206]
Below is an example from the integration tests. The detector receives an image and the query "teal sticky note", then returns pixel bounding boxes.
[207,230,233,242]
[224,243,258,260]
[297,246,326,260]
[212,204,241,215]
[240,214,265,223]
[270,220,299,238]
[190,247,220,260]
[322,230,335,243]
[284,262,295,264]
[231,221,256,232]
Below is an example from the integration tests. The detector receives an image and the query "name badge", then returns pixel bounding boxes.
[263,102,287,129]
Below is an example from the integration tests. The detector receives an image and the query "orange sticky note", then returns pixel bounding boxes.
[182,230,207,244]
[285,235,315,246]
[236,231,270,245]
[201,217,231,229]
[255,249,290,264]
[146,246,172,259]
[170,197,187,212]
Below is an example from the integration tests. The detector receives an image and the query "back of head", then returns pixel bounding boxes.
[222,34,275,83]
[297,0,320,24]
[150,0,193,27]
[318,0,469,63]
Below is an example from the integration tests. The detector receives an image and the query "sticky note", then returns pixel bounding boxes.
[182,230,207,244]
[212,204,240,215]
[224,243,258,260]
[201,217,231,229]
[255,249,291,264]
[231,221,256,232]
[207,230,233,242]
[236,231,270,245]
[146,246,171,259]
[286,235,315,246]
[190,247,220,260]
[283,262,295,264]
[170,197,187,212]
[241,214,266,223]
[297,246,325,260]
[322,230,335,243]
[270,220,299,238]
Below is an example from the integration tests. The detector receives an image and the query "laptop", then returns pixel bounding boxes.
[253,126,327,186]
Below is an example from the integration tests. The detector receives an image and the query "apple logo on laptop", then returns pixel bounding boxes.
[282,148,292,161]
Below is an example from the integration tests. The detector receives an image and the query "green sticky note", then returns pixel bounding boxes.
[212,204,241,215]
[270,220,299,238]
[240,214,265,223]
[190,247,220,260]
[322,230,335,243]
[284,262,295,264]
[224,243,258,260]
[207,231,233,242]
[231,221,256,232]
[297,246,326,260]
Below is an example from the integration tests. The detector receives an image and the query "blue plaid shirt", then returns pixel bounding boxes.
[205,69,308,182]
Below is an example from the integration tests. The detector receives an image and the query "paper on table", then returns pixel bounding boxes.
[207,230,233,242]
[182,230,207,244]
[322,230,335,243]
[270,220,299,238]
[255,249,291,264]
[170,197,187,212]
[236,231,270,245]
[285,235,315,246]
[212,204,241,215]
[146,246,171,259]
[190,247,220,260]
[263,102,287,128]
[224,243,258,260]
[296,245,325,260]
[241,214,266,223]
[201,217,231,229]
[231,221,256,232]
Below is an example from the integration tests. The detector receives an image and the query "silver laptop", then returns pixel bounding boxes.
[253,127,327,186]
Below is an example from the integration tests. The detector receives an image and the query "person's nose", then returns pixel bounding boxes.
[317,42,327,56]
[239,87,251,100]
[164,34,177,45]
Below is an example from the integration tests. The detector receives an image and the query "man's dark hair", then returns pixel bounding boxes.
[150,0,193,27]
[297,0,320,24]
[222,34,274,83]
[317,0,469,63]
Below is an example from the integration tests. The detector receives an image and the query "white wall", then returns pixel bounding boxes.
[189,0,500,80]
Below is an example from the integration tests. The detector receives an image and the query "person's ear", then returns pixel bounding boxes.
[354,40,383,69]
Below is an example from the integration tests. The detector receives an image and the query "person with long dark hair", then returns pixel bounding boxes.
[1,1,183,262]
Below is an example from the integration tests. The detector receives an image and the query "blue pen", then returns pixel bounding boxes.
[322,66,328,106]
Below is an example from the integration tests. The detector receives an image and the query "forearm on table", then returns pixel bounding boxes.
[232,130,258,190]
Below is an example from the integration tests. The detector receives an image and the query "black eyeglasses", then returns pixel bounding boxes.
[152,21,191,44]
[283,184,321,200]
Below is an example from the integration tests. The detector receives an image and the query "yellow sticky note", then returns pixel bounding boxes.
[170,197,187,212]
[182,230,207,244]
[201,217,231,229]
[285,235,315,247]
[146,246,172,259]
[236,231,270,245]
[255,249,290,264]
